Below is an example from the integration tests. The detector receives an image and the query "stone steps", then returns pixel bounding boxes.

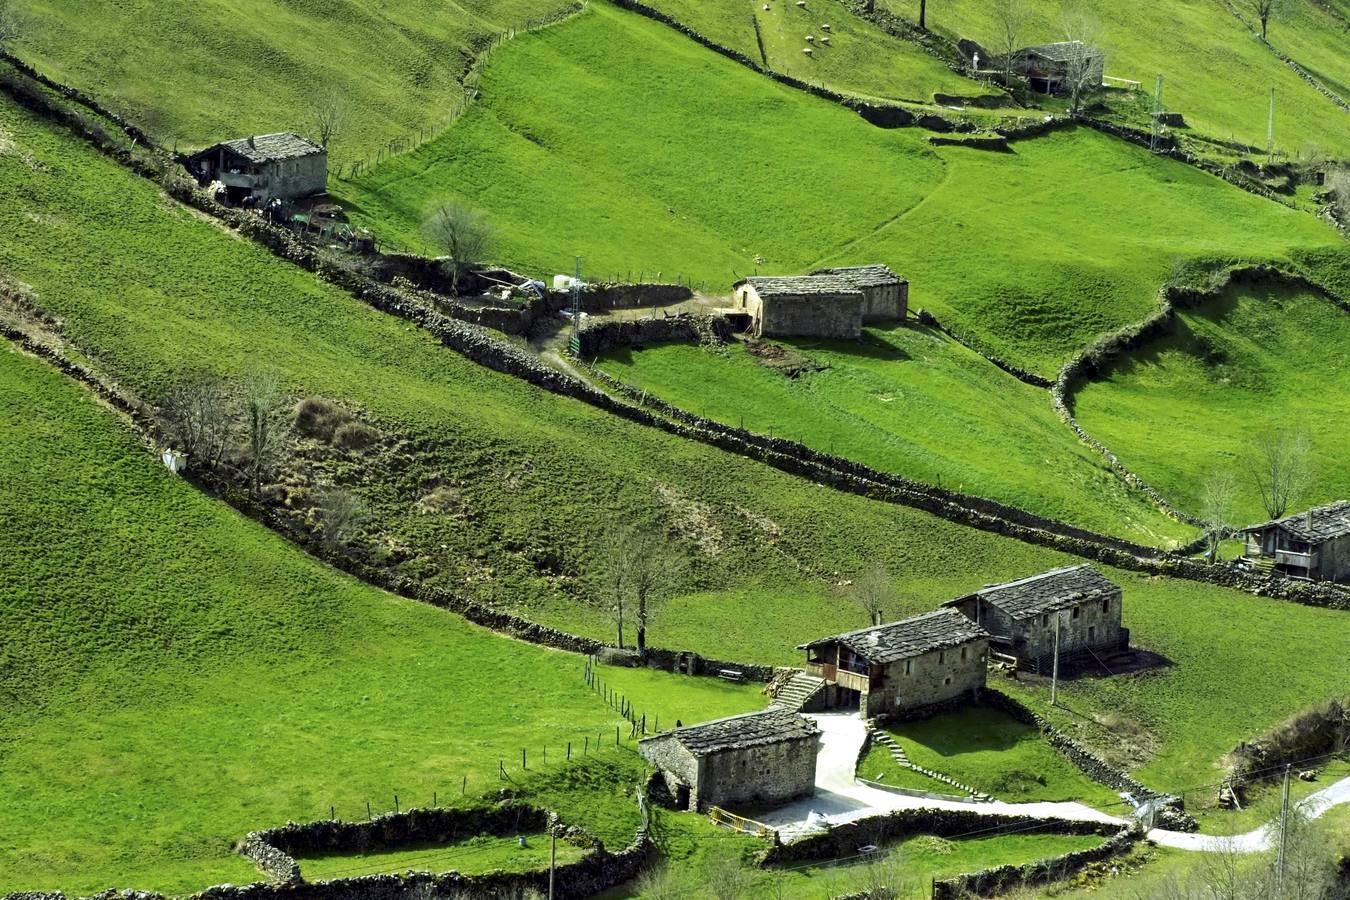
[771,672,827,712]
[864,722,992,802]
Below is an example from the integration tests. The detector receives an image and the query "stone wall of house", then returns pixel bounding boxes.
[863,639,987,717]
[696,736,818,810]
[575,313,732,358]
[760,294,864,339]
[859,282,908,323]
[261,154,327,202]
[1007,593,1125,664]
[638,735,700,808]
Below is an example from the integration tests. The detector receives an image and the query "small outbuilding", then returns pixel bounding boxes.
[945,564,1126,671]
[1241,501,1350,582]
[798,608,990,718]
[186,133,327,205]
[732,264,905,339]
[1004,41,1105,95]
[638,709,819,811]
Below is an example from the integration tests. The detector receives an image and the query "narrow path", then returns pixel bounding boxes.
[1149,775,1350,852]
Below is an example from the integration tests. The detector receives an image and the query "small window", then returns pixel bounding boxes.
[943,676,952,686]
[938,651,945,664]
[1101,598,1110,614]
[904,659,912,676]
[1088,625,1096,641]
[961,646,967,661]
[1071,607,1081,620]
[1041,614,1049,627]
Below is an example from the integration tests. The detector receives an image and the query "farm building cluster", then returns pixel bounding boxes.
[642,564,1133,813]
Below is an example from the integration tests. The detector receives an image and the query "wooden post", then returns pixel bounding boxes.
[567,741,572,760]
[330,805,336,820]
[1050,612,1061,706]
[616,725,620,746]
[462,775,467,795]
[367,800,372,820]
[548,830,557,900]
[522,747,527,769]
[394,794,399,813]
[433,791,437,807]
[585,736,589,754]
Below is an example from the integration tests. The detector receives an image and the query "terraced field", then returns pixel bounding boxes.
[882,0,1350,154]
[598,324,1189,545]
[336,2,1342,376]
[1073,281,1350,524]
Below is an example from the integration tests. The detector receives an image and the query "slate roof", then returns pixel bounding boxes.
[959,564,1119,622]
[650,708,819,756]
[1242,501,1350,544]
[799,608,989,666]
[739,274,865,299]
[1020,41,1102,62]
[810,264,907,288]
[213,132,324,164]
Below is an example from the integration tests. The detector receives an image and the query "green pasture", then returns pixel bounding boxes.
[1073,281,1350,523]
[641,0,991,103]
[12,0,572,160]
[0,344,768,893]
[598,325,1188,545]
[881,0,1350,154]
[869,707,1121,807]
[337,2,1340,376]
[295,832,590,882]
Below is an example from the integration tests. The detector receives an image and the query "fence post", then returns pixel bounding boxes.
[433,791,437,807]
[394,794,399,813]
[523,747,527,769]
[367,801,372,820]
[568,741,572,760]
[616,725,620,746]
[331,805,336,820]
[585,736,589,754]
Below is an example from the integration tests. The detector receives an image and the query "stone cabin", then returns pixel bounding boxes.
[1241,501,1350,582]
[810,265,908,322]
[186,133,327,205]
[944,564,1127,671]
[732,264,905,339]
[638,708,818,812]
[1005,41,1105,94]
[798,608,990,719]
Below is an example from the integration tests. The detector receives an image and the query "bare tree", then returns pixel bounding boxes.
[318,488,366,547]
[424,202,493,294]
[596,523,680,653]
[241,371,288,494]
[848,567,894,626]
[0,0,22,51]
[1200,468,1239,563]
[1061,2,1103,115]
[992,0,1031,89]
[308,87,350,151]
[162,374,231,470]
[1246,429,1312,521]
[1251,0,1285,40]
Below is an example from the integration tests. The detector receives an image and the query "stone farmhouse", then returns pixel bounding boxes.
[796,608,990,718]
[1004,42,1105,95]
[638,708,819,811]
[945,564,1127,671]
[1241,501,1350,582]
[732,264,905,339]
[186,133,327,205]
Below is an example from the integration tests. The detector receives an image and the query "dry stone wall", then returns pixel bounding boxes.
[931,827,1137,899]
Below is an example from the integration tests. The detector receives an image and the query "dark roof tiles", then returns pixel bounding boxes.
[215,132,324,163]
[799,608,989,665]
[966,564,1119,621]
[649,708,819,756]
[810,264,906,288]
[1243,501,1350,543]
[742,274,866,298]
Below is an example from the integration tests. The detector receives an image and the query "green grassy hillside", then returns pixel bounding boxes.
[642,0,991,103]
[881,0,1350,154]
[12,0,571,159]
[337,3,1341,376]
[598,326,1188,545]
[0,343,767,893]
[1072,281,1350,524]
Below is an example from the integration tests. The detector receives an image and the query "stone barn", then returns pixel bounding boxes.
[186,133,327,205]
[945,564,1127,671]
[1005,42,1105,94]
[797,608,990,719]
[1241,501,1350,582]
[733,274,864,339]
[638,709,818,812]
[810,265,908,322]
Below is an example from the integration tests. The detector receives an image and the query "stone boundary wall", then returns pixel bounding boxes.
[565,283,694,314]
[1225,697,1350,791]
[575,313,730,357]
[604,0,978,133]
[857,776,977,804]
[254,804,553,859]
[914,309,1052,387]
[931,827,1137,899]
[927,134,1010,151]
[1212,0,1350,111]
[237,834,301,885]
[760,807,1118,865]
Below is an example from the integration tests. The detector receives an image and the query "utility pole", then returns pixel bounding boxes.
[548,828,557,900]
[568,255,583,358]
[1150,74,1164,153]
[1267,88,1276,160]
[1276,763,1291,897]
[1050,611,1061,706]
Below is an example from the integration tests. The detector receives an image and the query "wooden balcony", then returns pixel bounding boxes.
[219,172,258,188]
[1275,549,1314,569]
[805,662,867,692]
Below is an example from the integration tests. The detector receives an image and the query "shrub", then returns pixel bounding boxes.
[294,396,346,441]
[334,420,379,450]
